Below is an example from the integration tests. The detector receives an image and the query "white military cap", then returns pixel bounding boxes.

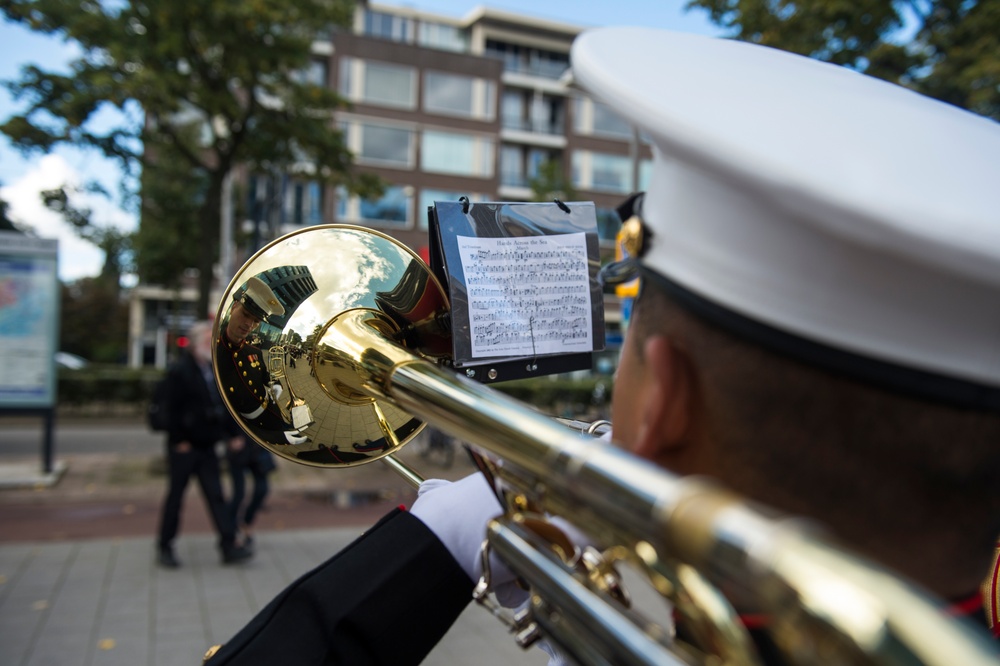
[238,276,285,322]
[572,28,1000,409]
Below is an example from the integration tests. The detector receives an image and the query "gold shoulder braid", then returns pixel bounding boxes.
[203,644,222,662]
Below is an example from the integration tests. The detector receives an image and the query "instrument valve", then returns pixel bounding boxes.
[513,604,543,649]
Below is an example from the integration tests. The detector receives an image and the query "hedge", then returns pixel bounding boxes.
[56,366,164,417]
[55,367,612,420]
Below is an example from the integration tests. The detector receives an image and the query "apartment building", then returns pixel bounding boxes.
[250,2,651,262]
[134,2,646,368]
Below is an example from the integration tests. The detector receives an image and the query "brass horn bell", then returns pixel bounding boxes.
[212,225,450,485]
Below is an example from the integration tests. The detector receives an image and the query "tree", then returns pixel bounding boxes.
[41,185,131,293]
[529,160,577,203]
[60,277,128,364]
[0,191,21,232]
[133,124,208,290]
[2,0,381,317]
[685,0,1000,121]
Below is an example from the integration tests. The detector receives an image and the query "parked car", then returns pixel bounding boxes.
[55,352,89,369]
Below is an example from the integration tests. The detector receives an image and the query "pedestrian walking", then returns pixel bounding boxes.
[156,320,253,568]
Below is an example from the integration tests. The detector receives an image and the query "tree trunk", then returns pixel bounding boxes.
[196,172,225,318]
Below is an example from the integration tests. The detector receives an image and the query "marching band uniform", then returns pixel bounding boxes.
[217,277,308,447]
[983,542,1000,637]
[203,509,473,665]
[216,332,299,443]
[206,22,1000,665]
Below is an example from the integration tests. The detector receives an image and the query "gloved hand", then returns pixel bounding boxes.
[411,473,531,606]
[410,473,502,582]
[269,383,283,402]
[283,430,309,445]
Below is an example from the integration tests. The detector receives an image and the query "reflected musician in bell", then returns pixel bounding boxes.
[217,276,310,447]
[204,26,1000,666]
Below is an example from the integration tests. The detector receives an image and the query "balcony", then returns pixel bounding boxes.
[501,117,565,135]
[499,118,567,148]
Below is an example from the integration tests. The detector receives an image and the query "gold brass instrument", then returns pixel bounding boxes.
[212,225,997,665]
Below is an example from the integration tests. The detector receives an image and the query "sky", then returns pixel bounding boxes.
[0,0,723,282]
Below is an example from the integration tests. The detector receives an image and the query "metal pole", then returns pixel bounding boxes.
[42,407,54,474]
[220,170,234,284]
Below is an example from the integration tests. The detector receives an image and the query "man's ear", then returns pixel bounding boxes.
[632,335,695,461]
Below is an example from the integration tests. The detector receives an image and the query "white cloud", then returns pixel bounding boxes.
[1,154,137,282]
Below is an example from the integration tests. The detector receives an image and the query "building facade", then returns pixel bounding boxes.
[254,2,651,256]
[134,2,647,368]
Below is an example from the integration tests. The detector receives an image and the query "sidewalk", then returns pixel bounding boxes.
[0,428,472,542]
[0,528,547,666]
[0,426,547,665]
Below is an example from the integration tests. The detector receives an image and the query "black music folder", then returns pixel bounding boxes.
[428,199,606,384]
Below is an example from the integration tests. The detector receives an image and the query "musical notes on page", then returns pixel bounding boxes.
[457,233,593,358]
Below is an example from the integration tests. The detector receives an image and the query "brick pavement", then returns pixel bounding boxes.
[0,426,547,665]
[0,528,547,666]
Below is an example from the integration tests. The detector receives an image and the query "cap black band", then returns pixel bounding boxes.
[640,266,1000,414]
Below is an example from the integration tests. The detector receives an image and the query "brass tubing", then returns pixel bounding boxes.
[384,358,998,665]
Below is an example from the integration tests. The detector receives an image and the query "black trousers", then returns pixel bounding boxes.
[228,460,269,529]
[157,445,236,550]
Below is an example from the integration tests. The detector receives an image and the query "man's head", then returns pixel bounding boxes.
[225,301,262,344]
[188,320,215,365]
[573,27,1000,594]
[224,276,285,344]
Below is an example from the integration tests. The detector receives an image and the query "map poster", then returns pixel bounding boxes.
[0,232,59,408]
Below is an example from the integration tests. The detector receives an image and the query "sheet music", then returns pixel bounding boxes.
[457,233,593,358]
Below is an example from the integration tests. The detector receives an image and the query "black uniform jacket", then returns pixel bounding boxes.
[216,334,299,446]
[204,509,474,665]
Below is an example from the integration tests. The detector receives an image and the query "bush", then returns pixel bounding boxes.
[493,375,612,420]
[53,367,612,421]
[57,365,164,417]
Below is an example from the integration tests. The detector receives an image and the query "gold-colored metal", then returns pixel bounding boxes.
[213,225,998,666]
[212,226,450,483]
[618,214,645,258]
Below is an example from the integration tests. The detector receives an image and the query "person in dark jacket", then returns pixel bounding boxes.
[225,439,277,550]
[156,320,252,568]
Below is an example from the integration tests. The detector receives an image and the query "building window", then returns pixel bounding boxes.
[500,144,524,187]
[337,185,412,228]
[283,179,323,226]
[573,97,633,139]
[292,59,328,87]
[342,120,415,168]
[421,130,494,177]
[418,189,485,229]
[417,21,467,52]
[339,57,416,109]
[596,207,622,243]
[638,159,653,192]
[484,40,569,79]
[501,90,564,134]
[423,71,495,120]
[364,9,412,43]
[572,151,633,193]
[501,90,525,130]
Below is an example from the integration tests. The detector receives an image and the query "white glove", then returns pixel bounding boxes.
[411,473,530,608]
[283,431,309,445]
[269,383,283,402]
[411,473,502,582]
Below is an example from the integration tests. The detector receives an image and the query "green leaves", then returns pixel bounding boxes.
[4,0,366,316]
[686,0,1000,121]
